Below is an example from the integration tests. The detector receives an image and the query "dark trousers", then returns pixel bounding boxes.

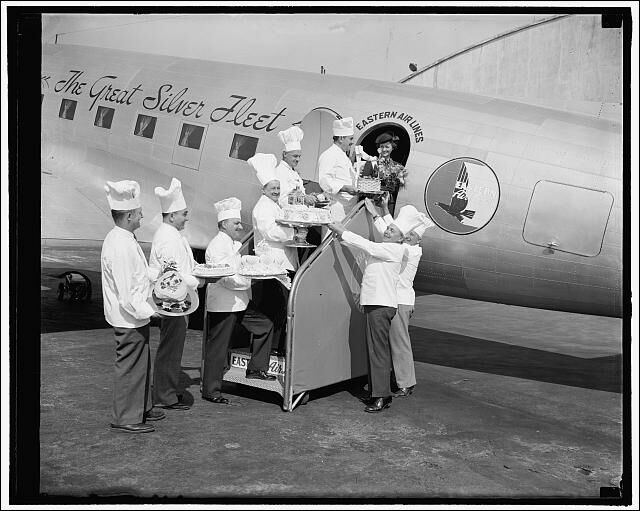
[202,302,274,399]
[257,273,292,352]
[153,315,188,406]
[112,324,152,425]
[364,305,397,398]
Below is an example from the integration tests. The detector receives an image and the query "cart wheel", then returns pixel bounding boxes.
[300,393,310,405]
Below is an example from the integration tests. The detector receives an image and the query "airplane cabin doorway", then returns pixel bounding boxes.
[357,123,410,167]
[298,108,340,185]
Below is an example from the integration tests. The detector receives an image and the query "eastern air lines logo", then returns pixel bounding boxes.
[424,158,500,235]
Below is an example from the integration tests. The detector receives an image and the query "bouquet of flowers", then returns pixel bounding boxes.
[376,157,408,191]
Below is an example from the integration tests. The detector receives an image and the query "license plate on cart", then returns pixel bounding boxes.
[229,351,285,376]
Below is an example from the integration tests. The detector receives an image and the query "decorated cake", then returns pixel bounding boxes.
[152,262,192,313]
[254,240,284,262]
[356,175,382,193]
[279,204,332,224]
[239,254,287,277]
[193,263,234,277]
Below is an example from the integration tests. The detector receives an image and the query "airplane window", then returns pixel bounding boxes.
[523,181,613,257]
[58,99,77,120]
[94,106,115,129]
[178,123,205,150]
[229,134,259,161]
[134,114,157,139]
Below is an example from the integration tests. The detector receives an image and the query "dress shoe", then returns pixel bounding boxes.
[394,386,415,397]
[364,396,392,413]
[158,402,191,410]
[246,370,276,381]
[110,423,155,433]
[202,395,231,405]
[144,409,166,421]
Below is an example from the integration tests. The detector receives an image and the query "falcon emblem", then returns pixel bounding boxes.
[435,162,476,222]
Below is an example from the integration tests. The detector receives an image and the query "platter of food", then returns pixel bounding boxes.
[238,273,287,280]
[285,241,317,248]
[192,263,235,279]
[238,254,287,279]
[276,219,326,227]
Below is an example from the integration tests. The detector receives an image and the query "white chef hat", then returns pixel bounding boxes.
[412,214,434,238]
[215,197,242,222]
[393,205,426,236]
[248,153,279,187]
[333,117,354,137]
[278,126,304,152]
[155,177,187,213]
[104,180,141,211]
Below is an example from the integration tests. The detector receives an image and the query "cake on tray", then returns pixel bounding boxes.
[193,263,234,277]
[279,204,332,224]
[239,254,287,277]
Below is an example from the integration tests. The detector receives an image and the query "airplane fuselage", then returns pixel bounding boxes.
[41,44,622,317]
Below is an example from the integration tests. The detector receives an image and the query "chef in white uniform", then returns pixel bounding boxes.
[101,180,164,433]
[202,197,276,405]
[149,177,199,411]
[318,117,358,221]
[275,126,317,208]
[250,153,297,354]
[250,153,298,272]
[328,206,423,413]
[365,196,433,397]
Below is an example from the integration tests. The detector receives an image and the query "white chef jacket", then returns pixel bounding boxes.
[149,222,199,289]
[205,231,252,312]
[318,144,358,221]
[252,194,299,271]
[373,215,429,306]
[275,160,305,208]
[101,226,155,328]
[341,230,406,308]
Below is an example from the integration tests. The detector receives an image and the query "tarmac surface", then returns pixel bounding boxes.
[38,246,623,500]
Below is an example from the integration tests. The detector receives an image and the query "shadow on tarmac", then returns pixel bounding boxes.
[41,265,621,394]
[409,325,622,393]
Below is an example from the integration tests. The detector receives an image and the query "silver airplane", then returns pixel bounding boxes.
[41,43,622,318]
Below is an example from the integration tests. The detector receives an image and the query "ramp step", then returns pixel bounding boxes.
[222,349,285,396]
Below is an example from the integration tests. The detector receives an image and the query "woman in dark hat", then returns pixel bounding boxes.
[359,132,407,215]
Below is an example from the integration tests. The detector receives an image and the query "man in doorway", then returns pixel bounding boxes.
[149,178,200,411]
[101,180,165,433]
[318,117,358,222]
[276,126,318,208]
[277,125,325,252]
